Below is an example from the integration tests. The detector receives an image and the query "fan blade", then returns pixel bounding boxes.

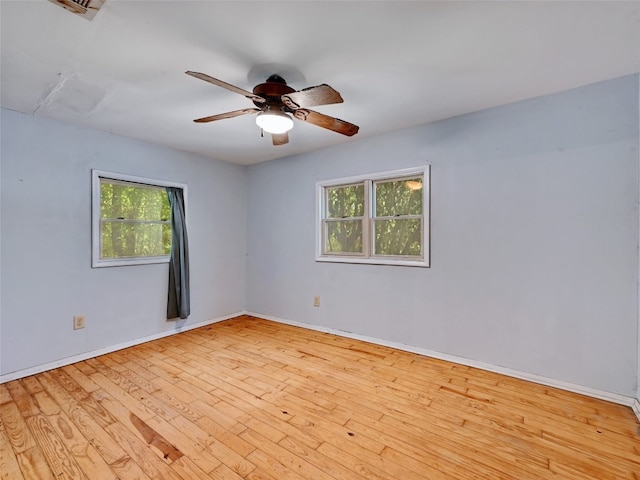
[193,108,260,123]
[282,84,343,109]
[186,71,265,103]
[293,109,359,136]
[272,132,289,146]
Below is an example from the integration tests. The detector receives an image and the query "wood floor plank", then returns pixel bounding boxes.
[316,441,416,480]
[241,427,335,480]
[48,369,116,428]
[210,392,286,442]
[143,414,222,473]
[194,415,255,457]
[37,371,129,465]
[145,379,203,423]
[345,418,496,480]
[0,419,25,480]
[104,421,184,480]
[0,384,11,405]
[108,456,152,480]
[376,408,555,478]
[168,413,256,476]
[88,372,154,422]
[287,409,384,455]
[95,391,181,465]
[90,360,180,422]
[1,314,639,480]
[245,447,306,480]
[31,391,60,416]
[15,446,56,480]
[18,377,45,397]
[208,463,246,479]
[60,364,101,394]
[277,435,370,480]
[24,414,86,479]
[5,381,40,418]
[72,361,97,377]
[168,456,211,480]
[47,411,118,480]
[0,400,37,453]
[190,397,246,436]
[211,387,324,449]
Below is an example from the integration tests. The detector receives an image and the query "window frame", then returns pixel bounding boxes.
[91,170,187,268]
[316,166,430,267]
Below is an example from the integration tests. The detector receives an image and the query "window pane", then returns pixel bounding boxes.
[373,218,422,257]
[101,222,171,259]
[101,181,170,221]
[326,184,365,218]
[325,220,363,254]
[375,177,423,217]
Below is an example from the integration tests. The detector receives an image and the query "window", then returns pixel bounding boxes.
[317,167,430,267]
[92,170,186,267]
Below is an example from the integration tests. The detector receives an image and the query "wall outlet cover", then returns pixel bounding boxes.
[73,315,85,330]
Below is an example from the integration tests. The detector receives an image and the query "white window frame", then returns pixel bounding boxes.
[91,170,187,268]
[316,166,430,267]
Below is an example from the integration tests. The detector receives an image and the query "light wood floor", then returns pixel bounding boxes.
[1,315,639,479]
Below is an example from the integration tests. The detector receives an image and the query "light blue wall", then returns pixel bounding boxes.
[0,109,247,375]
[2,75,639,399]
[246,74,640,397]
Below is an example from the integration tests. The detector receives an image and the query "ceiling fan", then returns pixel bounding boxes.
[186,71,359,146]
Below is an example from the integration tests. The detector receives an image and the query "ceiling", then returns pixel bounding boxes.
[1,1,639,166]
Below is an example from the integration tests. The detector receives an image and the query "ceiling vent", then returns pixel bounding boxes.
[48,0,105,21]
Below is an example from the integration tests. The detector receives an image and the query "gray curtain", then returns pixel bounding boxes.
[166,187,190,319]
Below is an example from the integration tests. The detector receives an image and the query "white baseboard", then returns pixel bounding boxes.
[633,399,640,422]
[5,309,639,423]
[0,311,243,383]
[245,311,638,412]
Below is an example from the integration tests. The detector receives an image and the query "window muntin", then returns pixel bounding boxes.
[317,167,429,267]
[92,170,186,267]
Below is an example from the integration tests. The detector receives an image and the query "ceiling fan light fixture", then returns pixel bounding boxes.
[256,111,294,134]
[405,180,423,191]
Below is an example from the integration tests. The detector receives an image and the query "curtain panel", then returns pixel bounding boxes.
[166,187,190,319]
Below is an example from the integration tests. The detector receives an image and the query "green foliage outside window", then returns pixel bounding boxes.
[374,178,422,217]
[322,175,424,258]
[373,177,422,257]
[373,218,421,256]
[325,184,365,254]
[100,180,171,259]
[326,184,365,217]
[327,220,363,253]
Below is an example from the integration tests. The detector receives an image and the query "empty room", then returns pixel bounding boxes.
[1,1,640,478]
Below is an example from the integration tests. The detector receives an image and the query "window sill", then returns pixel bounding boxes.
[315,256,429,268]
[92,256,170,268]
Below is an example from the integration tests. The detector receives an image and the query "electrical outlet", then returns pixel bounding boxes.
[313,296,320,307]
[73,315,85,330]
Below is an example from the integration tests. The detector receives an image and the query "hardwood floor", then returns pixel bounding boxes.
[1,315,639,479]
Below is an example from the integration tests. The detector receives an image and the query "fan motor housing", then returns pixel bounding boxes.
[252,78,295,109]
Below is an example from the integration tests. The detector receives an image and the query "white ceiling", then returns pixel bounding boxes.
[1,1,639,165]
